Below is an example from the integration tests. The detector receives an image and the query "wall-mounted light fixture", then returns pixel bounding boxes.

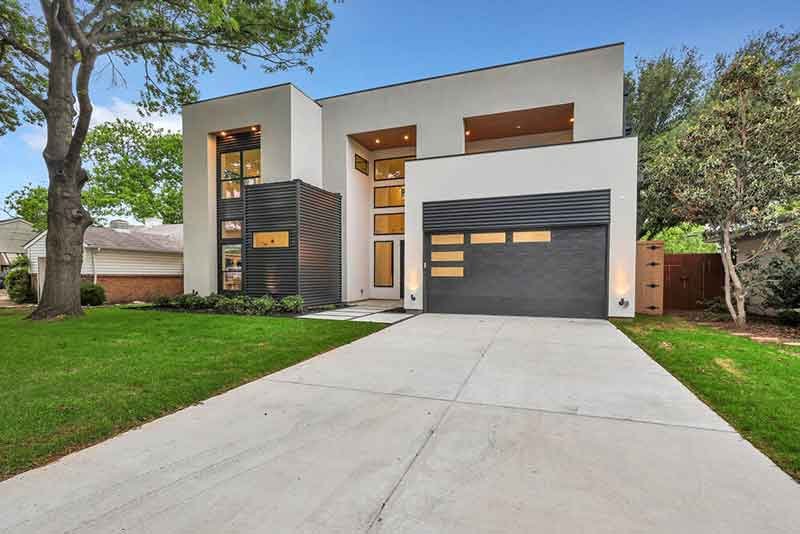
[410,294,416,302]
[618,297,630,308]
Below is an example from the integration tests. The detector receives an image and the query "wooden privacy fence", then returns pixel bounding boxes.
[664,253,724,310]
[636,240,664,315]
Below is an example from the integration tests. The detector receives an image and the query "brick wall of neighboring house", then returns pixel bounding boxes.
[32,273,183,304]
[92,275,184,303]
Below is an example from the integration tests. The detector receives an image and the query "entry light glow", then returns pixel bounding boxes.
[403,134,409,141]
[375,138,381,144]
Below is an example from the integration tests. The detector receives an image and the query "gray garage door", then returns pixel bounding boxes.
[425,226,607,318]
[422,190,610,319]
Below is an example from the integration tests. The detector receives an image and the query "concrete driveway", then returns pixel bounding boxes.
[2,314,798,533]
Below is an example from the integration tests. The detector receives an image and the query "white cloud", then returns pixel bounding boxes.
[21,96,181,151]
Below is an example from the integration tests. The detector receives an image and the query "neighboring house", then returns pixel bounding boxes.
[25,221,183,303]
[183,42,638,318]
[0,218,38,274]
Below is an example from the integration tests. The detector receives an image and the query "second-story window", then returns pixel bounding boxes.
[220,148,262,199]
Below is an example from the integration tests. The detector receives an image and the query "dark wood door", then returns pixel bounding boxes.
[664,253,723,310]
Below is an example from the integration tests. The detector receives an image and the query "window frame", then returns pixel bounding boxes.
[373,156,413,181]
[220,243,243,292]
[373,240,394,288]
[374,213,405,236]
[373,185,405,208]
[218,148,262,201]
[220,219,243,241]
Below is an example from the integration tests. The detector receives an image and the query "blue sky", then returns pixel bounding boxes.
[2,0,798,212]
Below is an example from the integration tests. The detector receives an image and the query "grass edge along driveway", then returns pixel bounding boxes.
[0,307,383,480]
[612,315,800,482]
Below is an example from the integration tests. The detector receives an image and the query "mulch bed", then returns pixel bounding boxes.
[670,310,800,344]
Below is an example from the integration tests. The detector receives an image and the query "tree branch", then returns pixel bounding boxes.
[60,0,89,51]
[66,51,95,169]
[0,35,51,68]
[0,68,47,112]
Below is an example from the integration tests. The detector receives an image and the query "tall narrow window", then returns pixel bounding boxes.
[221,220,242,240]
[374,241,393,287]
[221,244,242,291]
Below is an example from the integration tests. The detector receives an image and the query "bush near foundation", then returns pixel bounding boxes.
[153,292,304,316]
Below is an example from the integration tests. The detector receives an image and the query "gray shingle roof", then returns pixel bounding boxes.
[83,225,182,253]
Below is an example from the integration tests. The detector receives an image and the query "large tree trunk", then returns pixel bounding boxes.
[720,224,747,328]
[30,6,95,320]
[30,162,91,319]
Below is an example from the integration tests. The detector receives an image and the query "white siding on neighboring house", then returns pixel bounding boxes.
[27,235,182,276]
[92,249,183,275]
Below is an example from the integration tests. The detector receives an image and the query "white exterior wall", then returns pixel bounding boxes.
[345,137,372,301]
[290,86,323,187]
[403,136,639,317]
[465,130,572,154]
[320,44,625,299]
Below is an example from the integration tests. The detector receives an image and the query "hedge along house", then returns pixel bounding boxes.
[183,43,638,318]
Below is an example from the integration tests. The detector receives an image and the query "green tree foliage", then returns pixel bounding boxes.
[3,184,49,231]
[82,119,183,224]
[5,119,183,227]
[648,223,718,254]
[624,47,706,236]
[0,0,333,318]
[644,30,800,327]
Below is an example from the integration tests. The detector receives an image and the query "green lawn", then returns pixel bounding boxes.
[0,307,383,480]
[612,315,800,481]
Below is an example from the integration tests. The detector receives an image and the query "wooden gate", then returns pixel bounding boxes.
[635,240,664,315]
[664,253,723,310]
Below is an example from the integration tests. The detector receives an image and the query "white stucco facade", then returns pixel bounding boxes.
[182,42,637,317]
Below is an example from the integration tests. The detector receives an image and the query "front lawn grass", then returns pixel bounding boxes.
[0,307,383,480]
[612,315,800,481]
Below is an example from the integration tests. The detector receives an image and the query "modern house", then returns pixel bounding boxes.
[0,218,38,273]
[25,221,184,303]
[183,43,638,318]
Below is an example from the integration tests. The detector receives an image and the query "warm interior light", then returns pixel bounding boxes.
[375,138,381,144]
[465,130,471,136]
[569,117,575,123]
[251,126,258,131]
[515,125,521,129]
[403,134,409,141]
[220,131,227,136]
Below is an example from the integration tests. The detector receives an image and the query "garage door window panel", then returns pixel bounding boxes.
[431,234,464,245]
[470,232,506,244]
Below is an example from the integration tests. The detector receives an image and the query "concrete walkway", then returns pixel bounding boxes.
[2,314,798,533]
[301,299,414,323]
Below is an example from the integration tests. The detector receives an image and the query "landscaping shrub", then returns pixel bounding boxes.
[80,283,106,306]
[278,295,304,313]
[151,291,302,316]
[761,257,800,323]
[172,292,207,310]
[5,256,34,304]
[777,309,800,326]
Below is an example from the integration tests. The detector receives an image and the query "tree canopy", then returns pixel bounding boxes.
[643,30,800,326]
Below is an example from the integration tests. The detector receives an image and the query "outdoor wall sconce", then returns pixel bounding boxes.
[618,297,630,308]
[410,294,416,302]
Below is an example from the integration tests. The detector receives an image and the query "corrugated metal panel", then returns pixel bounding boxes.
[298,181,342,306]
[217,130,260,152]
[243,181,299,299]
[423,190,610,232]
